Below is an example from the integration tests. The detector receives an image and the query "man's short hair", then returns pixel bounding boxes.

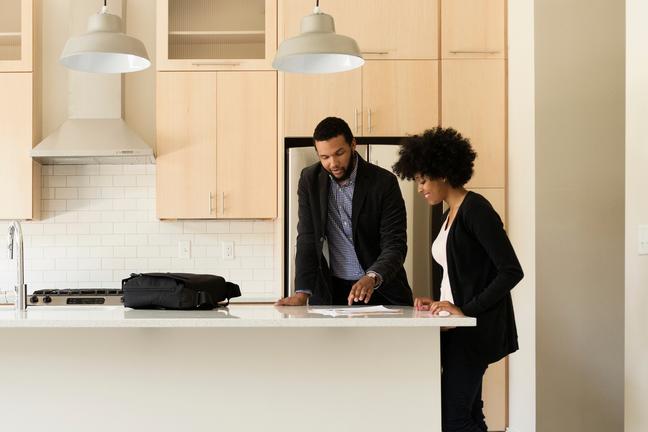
[313,117,354,145]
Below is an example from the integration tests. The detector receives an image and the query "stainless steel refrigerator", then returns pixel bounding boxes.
[284,137,442,299]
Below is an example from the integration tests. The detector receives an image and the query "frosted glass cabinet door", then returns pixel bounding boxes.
[0,0,33,71]
[157,0,277,71]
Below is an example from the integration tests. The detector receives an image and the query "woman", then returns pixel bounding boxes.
[392,127,523,432]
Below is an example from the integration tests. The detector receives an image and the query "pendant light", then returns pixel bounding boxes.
[60,0,151,74]
[273,0,364,74]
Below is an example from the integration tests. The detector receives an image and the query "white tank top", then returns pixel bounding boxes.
[431,216,454,304]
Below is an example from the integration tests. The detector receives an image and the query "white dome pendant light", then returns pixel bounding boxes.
[60,0,151,74]
[273,0,364,74]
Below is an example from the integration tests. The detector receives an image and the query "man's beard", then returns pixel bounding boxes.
[328,152,356,182]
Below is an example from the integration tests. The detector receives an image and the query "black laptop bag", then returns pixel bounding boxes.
[122,273,241,310]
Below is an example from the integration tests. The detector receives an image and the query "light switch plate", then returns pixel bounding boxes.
[178,240,191,259]
[640,225,648,255]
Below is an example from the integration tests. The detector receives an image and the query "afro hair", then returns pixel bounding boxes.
[392,127,477,188]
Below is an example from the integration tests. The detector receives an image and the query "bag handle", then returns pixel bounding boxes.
[196,291,231,309]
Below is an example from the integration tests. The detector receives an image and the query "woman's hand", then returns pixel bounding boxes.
[430,301,464,317]
[414,297,434,310]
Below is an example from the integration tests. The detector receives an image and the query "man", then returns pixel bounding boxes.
[277,117,413,306]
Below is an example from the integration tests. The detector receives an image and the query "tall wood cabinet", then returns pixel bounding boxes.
[156,71,276,219]
[442,60,506,189]
[281,0,439,60]
[0,0,40,220]
[442,0,506,59]
[284,60,439,137]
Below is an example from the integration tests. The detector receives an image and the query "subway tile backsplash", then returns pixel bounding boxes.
[0,165,279,301]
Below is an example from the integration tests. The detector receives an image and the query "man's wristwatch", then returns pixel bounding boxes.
[365,271,380,288]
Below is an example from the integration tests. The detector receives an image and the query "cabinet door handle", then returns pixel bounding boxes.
[208,192,213,214]
[354,108,359,134]
[192,62,241,66]
[221,192,225,216]
[368,108,373,133]
[361,51,390,55]
[449,50,500,54]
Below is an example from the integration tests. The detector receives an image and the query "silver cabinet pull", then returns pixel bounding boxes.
[449,50,500,54]
[192,62,241,66]
[354,108,359,133]
[209,192,213,214]
[368,108,373,133]
[221,192,225,216]
[361,51,389,55]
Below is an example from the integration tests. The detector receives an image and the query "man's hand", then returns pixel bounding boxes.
[347,275,376,305]
[275,292,309,306]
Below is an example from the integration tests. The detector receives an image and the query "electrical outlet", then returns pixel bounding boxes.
[640,225,648,255]
[222,241,234,260]
[178,240,191,259]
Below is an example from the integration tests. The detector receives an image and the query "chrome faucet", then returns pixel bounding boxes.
[7,221,26,311]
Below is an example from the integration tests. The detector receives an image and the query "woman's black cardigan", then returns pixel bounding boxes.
[442,191,524,365]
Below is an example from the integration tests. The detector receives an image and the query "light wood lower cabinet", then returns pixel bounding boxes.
[156,71,277,219]
[0,72,40,220]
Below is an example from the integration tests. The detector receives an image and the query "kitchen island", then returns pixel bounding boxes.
[0,305,474,432]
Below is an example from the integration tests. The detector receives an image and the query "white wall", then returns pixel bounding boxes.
[625,1,648,431]
[507,0,537,430]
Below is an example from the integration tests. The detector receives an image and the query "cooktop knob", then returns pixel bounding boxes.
[43,295,52,304]
[29,295,39,304]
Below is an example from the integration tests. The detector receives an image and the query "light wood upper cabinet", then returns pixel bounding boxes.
[284,60,438,137]
[442,0,506,59]
[157,71,277,219]
[0,73,40,220]
[0,0,33,71]
[280,0,438,60]
[157,0,277,71]
[156,72,218,219]
[362,61,438,136]
[442,60,506,188]
[284,69,362,137]
[216,72,277,219]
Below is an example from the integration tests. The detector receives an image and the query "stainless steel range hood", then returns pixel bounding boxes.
[31,0,155,165]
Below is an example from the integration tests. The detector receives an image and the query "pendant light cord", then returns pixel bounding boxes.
[316,0,319,6]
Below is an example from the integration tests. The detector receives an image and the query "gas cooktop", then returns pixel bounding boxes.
[28,289,124,306]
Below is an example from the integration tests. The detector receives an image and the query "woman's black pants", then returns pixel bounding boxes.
[441,331,489,432]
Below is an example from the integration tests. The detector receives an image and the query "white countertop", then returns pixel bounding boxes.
[0,304,476,328]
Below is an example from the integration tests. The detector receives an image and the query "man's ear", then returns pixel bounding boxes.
[351,138,357,152]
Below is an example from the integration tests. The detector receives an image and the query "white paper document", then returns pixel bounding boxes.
[309,305,402,317]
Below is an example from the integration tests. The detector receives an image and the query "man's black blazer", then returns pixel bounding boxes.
[295,154,413,306]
